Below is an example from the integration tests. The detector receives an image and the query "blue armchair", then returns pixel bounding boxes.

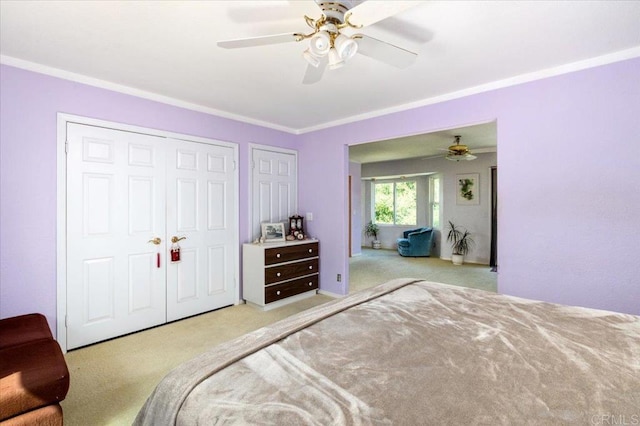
[396,227,434,257]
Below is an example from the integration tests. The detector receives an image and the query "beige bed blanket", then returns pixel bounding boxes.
[135,279,640,425]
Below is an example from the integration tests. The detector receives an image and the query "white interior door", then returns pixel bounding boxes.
[166,139,237,321]
[251,147,297,240]
[66,123,167,349]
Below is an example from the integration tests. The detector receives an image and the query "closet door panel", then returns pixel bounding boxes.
[66,123,166,349]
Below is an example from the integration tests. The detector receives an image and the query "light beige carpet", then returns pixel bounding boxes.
[349,248,497,294]
[61,249,496,425]
[61,296,332,425]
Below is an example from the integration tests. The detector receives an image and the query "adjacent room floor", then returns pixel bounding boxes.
[349,248,496,294]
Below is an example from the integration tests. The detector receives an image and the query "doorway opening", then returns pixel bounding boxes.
[347,121,497,293]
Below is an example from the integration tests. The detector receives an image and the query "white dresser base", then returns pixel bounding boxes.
[245,289,318,311]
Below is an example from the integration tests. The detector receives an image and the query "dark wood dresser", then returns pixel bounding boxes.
[242,240,319,309]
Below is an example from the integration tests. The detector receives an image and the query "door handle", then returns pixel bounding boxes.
[171,236,187,243]
[148,237,162,245]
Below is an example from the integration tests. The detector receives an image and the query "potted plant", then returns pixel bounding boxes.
[446,221,474,265]
[365,221,381,249]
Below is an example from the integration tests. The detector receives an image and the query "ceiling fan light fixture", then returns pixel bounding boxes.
[446,153,477,162]
[334,33,358,60]
[445,135,476,161]
[302,49,321,68]
[309,31,331,56]
[328,47,345,70]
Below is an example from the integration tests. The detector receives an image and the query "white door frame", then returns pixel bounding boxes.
[247,143,298,243]
[57,113,240,351]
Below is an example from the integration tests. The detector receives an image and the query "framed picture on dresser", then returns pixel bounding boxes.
[261,222,285,242]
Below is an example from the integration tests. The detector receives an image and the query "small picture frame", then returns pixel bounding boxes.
[456,173,480,205]
[289,214,304,235]
[261,222,286,242]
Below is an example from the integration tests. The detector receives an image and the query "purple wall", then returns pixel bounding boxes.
[0,64,298,333]
[298,58,640,315]
[1,57,639,338]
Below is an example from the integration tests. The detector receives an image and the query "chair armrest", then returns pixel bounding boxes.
[396,238,410,247]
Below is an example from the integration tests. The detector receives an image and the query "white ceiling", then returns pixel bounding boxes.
[349,121,496,164]
[1,0,639,138]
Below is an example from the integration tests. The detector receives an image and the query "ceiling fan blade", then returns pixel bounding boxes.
[346,1,419,27]
[302,57,328,85]
[356,35,417,68]
[217,33,298,49]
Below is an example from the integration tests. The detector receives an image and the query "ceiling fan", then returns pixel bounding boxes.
[445,136,477,161]
[217,1,420,84]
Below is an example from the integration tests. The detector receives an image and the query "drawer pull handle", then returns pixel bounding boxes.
[308,249,312,253]
[276,291,281,295]
[309,266,313,270]
[277,272,281,277]
[276,253,281,258]
[308,282,313,286]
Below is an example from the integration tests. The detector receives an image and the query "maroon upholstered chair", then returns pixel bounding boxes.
[0,313,70,425]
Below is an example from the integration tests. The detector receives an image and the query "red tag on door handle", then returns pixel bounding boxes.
[171,245,181,262]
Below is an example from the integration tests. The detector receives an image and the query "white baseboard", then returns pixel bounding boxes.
[318,289,343,298]
[439,257,489,266]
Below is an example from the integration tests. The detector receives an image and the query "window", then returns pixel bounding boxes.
[374,180,416,225]
[430,175,441,229]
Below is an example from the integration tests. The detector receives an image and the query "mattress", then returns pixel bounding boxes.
[135,278,640,425]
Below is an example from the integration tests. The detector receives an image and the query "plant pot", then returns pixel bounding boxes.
[372,240,381,249]
[451,254,464,265]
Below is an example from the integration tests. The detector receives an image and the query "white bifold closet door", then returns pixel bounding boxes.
[66,123,236,349]
[165,139,236,322]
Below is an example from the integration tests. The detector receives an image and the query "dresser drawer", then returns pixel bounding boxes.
[264,242,319,265]
[265,275,319,303]
[265,258,319,284]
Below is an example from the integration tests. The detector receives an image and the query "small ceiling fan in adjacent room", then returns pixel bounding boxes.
[445,136,477,161]
[217,0,420,84]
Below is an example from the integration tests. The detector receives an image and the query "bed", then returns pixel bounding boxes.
[135,278,640,425]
